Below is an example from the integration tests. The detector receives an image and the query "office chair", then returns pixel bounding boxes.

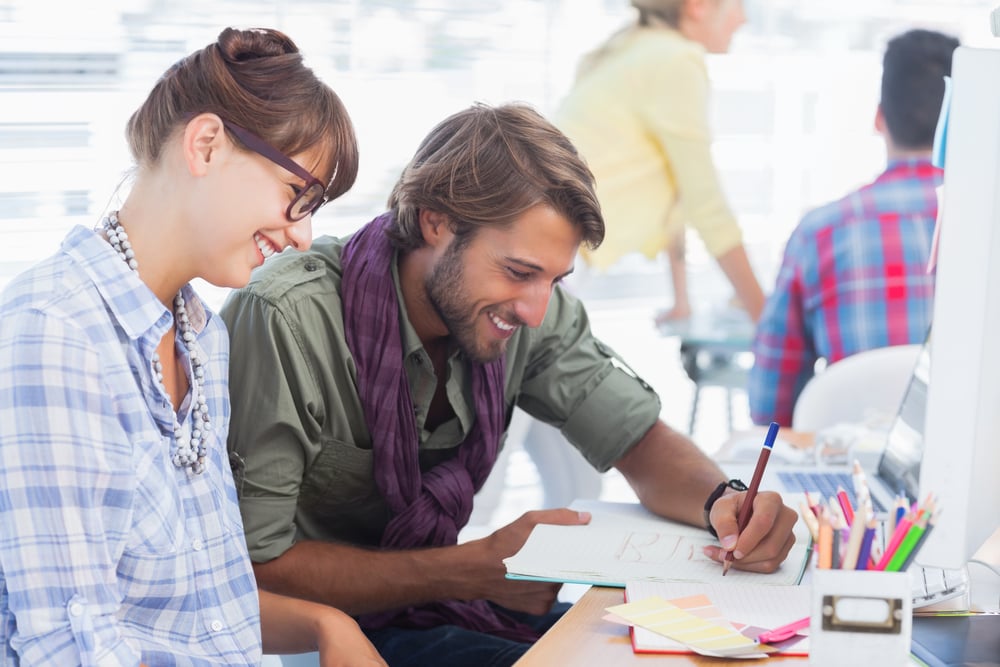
[791,344,922,432]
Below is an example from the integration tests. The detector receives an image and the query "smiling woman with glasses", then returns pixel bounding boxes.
[0,26,384,667]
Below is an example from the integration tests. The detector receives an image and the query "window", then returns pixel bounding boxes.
[1,0,993,307]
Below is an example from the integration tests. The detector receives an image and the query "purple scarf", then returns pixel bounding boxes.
[341,213,540,641]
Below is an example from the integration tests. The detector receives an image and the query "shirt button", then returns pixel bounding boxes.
[210,620,223,632]
[69,602,84,617]
[192,538,204,551]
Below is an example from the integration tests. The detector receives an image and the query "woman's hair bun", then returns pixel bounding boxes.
[216,27,298,64]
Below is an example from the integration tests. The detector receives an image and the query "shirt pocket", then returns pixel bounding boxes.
[299,438,377,508]
[124,461,185,555]
[297,438,388,544]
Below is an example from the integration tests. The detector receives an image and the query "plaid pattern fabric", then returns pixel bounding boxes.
[749,159,941,426]
[0,226,260,666]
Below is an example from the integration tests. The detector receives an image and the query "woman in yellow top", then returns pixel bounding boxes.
[555,0,764,323]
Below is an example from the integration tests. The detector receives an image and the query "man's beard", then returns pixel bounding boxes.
[425,240,512,364]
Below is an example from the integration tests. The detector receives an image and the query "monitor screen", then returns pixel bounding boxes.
[876,330,931,505]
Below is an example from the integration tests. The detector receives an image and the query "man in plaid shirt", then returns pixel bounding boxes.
[749,29,959,426]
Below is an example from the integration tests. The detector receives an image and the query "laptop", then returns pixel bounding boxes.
[726,327,969,607]
[726,332,930,515]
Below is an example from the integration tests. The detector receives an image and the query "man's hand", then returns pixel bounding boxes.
[466,508,590,615]
[702,489,797,572]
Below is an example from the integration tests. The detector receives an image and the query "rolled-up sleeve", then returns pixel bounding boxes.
[513,287,662,472]
[222,287,317,563]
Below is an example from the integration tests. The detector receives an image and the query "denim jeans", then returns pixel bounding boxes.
[363,602,571,667]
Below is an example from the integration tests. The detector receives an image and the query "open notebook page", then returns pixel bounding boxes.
[503,500,811,587]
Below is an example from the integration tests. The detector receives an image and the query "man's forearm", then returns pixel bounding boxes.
[252,539,490,615]
[614,420,728,527]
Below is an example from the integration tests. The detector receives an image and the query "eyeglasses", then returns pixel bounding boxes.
[223,121,328,222]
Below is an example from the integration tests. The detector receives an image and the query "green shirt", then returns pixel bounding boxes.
[221,233,661,562]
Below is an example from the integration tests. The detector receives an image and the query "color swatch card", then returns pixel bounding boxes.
[621,581,812,656]
[606,594,767,658]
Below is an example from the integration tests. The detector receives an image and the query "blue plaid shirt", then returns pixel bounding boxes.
[0,226,261,666]
[749,159,941,426]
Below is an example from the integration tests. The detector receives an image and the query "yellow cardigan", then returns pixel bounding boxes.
[555,27,742,270]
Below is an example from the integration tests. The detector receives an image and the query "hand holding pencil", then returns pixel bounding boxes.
[703,422,797,574]
[723,422,780,575]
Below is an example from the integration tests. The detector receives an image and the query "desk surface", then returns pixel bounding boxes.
[657,308,754,350]
[514,587,806,666]
[514,527,1000,667]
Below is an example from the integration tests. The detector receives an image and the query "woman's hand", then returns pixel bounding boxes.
[259,590,386,666]
[314,607,386,667]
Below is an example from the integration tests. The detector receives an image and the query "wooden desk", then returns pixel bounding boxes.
[514,587,806,666]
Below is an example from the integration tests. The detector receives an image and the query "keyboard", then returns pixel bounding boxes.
[777,470,888,513]
[910,565,969,608]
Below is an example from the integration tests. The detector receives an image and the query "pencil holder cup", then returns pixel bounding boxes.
[808,569,912,667]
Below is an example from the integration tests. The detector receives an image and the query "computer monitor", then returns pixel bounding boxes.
[917,45,1000,570]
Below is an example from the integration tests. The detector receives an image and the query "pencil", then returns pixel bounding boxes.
[841,503,869,569]
[899,511,937,571]
[804,491,821,517]
[827,496,847,531]
[831,525,842,569]
[855,519,877,570]
[817,510,834,569]
[836,486,855,526]
[798,500,820,543]
[892,496,908,532]
[851,460,874,521]
[723,421,779,576]
[874,515,914,571]
[885,513,929,571]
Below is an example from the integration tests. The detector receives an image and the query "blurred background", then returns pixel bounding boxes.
[1,0,994,526]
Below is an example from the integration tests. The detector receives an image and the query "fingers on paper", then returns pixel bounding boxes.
[732,503,799,573]
[521,508,592,527]
[733,494,795,557]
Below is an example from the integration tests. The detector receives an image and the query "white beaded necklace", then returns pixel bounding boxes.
[103,211,210,474]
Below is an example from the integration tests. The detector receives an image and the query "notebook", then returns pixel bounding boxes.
[502,499,812,588]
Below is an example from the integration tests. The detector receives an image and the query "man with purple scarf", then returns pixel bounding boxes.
[221,103,798,666]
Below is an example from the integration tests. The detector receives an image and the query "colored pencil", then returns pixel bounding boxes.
[723,422,779,576]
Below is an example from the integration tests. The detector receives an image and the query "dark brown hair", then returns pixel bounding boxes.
[125,27,358,201]
[386,102,604,252]
[881,28,960,150]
